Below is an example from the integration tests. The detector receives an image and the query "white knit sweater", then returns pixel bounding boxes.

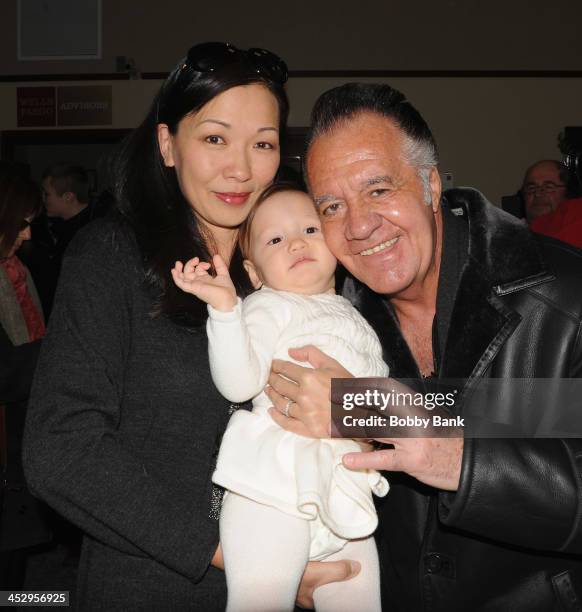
[210,287,390,559]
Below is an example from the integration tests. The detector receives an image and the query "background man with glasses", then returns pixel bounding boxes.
[521,159,570,223]
[522,159,582,249]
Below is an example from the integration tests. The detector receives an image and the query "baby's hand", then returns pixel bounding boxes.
[171,254,237,311]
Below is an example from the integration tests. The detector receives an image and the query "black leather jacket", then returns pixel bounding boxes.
[345,189,582,612]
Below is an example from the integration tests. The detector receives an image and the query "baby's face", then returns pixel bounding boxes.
[245,191,337,295]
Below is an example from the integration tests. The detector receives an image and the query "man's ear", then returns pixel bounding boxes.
[429,167,442,213]
[243,260,263,289]
[157,123,175,167]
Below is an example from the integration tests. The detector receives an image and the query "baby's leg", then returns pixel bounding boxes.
[313,536,381,612]
[220,492,310,612]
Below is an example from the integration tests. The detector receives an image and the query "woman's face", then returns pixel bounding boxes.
[1,219,32,259]
[158,83,281,235]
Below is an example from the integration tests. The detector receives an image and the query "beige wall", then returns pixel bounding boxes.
[2,76,581,205]
[2,0,581,75]
[2,0,581,203]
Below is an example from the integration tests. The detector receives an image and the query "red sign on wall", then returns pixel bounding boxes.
[17,87,56,127]
[57,86,112,126]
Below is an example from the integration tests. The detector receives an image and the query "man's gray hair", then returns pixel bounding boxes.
[401,133,438,205]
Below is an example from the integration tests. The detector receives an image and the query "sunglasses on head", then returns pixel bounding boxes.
[182,42,288,84]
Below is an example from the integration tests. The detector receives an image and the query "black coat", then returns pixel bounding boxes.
[23,219,230,611]
[0,325,49,553]
[346,189,582,611]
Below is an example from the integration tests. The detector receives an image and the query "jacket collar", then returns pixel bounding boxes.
[446,187,554,294]
[343,188,555,384]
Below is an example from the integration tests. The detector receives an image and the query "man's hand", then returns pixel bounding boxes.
[340,377,464,490]
[296,559,360,609]
[343,436,463,491]
[171,254,237,311]
[267,345,353,439]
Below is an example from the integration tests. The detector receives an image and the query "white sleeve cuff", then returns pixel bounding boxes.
[207,297,243,322]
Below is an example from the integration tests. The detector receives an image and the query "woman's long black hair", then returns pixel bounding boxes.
[0,175,42,258]
[111,52,289,327]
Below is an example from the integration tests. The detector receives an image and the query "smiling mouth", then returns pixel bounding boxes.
[214,192,251,205]
[359,236,400,256]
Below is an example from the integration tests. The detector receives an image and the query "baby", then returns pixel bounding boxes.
[172,183,389,612]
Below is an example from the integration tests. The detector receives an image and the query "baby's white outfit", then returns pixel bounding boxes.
[209,288,389,611]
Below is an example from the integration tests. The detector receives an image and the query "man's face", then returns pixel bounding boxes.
[306,112,442,298]
[41,177,68,218]
[522,161,567,223]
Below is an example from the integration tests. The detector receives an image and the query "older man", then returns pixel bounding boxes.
[521,159,570,223]
[268,84,582,611]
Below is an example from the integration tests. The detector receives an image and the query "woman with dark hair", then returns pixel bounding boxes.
[0,175,50,586]
[22,43,295,610]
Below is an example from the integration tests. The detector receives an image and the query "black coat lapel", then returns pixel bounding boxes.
[440,256,522,385]
[438,189,554,390]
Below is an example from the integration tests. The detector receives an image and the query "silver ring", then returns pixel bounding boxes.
[283,399,295,418]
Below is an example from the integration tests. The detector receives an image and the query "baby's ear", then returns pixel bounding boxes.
[243,260,263,289]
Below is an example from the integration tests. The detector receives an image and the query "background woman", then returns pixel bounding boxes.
[23,43,290,610]
[0,174,50,587]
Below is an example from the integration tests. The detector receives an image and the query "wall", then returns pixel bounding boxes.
[1,0,581,75]
[285,76,582,205]
[1,0,581,204]
[2,75,581,205]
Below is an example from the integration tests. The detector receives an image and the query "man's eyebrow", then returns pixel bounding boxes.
[360,175,395,189]
[312,175,397,207]
[313,194,340,208]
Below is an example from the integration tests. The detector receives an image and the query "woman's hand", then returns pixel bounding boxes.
[296,559,361,609]
[210,543,224,570]
[213,542,359,609]
[171,254,237,312]
[267,345,353,439]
